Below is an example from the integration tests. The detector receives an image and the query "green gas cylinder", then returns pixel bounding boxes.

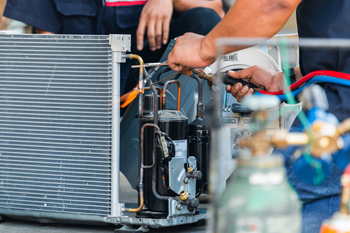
[218,154,301,233]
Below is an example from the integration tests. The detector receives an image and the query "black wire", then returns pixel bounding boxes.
[196,181,210,198]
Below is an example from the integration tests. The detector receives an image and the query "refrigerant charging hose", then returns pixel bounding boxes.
[255,70,350,101]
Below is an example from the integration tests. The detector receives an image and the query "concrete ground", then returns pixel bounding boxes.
[0,173,207,233]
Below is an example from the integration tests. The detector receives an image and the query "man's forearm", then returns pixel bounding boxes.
[200,0,301,61]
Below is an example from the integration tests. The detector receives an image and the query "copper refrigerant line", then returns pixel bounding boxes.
[125,54,144,118]
[124,123,159,213]
[162,80,181,111]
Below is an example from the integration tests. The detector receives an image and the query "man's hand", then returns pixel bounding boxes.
[225,66,283,102]
[137,0,173,51]
[168,33,216,76]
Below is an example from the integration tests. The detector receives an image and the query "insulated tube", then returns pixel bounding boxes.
[125,54,144,118]
[147,79,159,126]
[162,80,181,111]
[124,123,159,213]
[191,74,204,118]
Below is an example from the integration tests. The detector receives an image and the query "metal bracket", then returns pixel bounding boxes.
[168,157,196,198]
[168,198,193,217]
[109,34,131,63]
[188,157,197,171]
[110,34,131,218]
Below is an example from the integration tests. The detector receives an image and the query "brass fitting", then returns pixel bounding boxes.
[238,130,309,156]
[191,70,215,91]
[310,121,342,157]
[180,191,189,201]
[188,166,194,173]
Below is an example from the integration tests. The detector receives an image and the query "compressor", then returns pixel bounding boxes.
[138,79,200,216]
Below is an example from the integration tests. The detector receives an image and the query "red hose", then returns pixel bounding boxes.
[259,70,350,95]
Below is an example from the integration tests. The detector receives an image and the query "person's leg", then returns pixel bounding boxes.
[4,0,62,33]
[301,195,340,233]
[169,7,221,39]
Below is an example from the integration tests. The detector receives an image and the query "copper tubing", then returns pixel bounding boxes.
[124,123,159,213]
[143,86,163,110]
[190,73,203,118]
[162,80,181,111]
[125,54,144,118]
[162,175,170,190]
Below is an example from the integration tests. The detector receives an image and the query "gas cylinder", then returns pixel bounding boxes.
[216,96,300,233]
[217,154,301,233]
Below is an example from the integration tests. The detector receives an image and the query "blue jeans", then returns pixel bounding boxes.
[274,126,343,233]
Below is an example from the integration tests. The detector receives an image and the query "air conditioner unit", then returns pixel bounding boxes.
[0,34,207,230]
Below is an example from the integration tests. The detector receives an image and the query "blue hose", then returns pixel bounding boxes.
[255,76,350,100]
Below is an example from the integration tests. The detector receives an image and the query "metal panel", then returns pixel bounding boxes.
[0,34,112,216]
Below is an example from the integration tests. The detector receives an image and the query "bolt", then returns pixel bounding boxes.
[176,203,182,210]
